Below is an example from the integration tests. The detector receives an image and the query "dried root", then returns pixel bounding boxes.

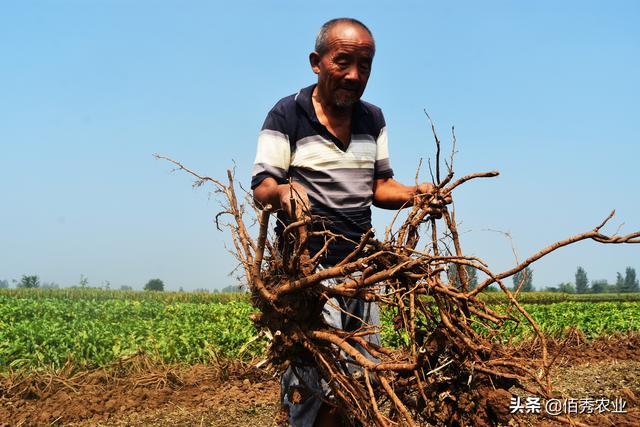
[156,128,639,426]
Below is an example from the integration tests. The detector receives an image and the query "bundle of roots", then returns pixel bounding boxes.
[156,126,639,426]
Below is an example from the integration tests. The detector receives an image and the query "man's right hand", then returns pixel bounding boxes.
[253,177,310,219]
[276,182,310,220]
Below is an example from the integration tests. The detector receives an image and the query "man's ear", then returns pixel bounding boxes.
[309,52,321,75]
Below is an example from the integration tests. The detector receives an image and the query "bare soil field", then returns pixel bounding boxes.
[1,334,639,426]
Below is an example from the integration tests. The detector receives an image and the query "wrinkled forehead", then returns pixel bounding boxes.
[324,23,375,54]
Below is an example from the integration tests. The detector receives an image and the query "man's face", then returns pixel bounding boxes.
[311,23,375,109]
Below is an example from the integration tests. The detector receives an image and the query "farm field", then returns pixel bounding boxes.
[1,288,639,426]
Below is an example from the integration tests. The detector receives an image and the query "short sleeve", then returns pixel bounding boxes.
[374,124,394,179]
[251,108,291,189]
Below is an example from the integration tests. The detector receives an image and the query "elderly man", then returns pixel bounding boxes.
[252,18,445,427]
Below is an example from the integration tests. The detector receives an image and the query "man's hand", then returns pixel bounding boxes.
[253,179,310,246]
[373,178,452,214]
[253,177,311,219]
[276,182,311,220]
[414,183,452,218]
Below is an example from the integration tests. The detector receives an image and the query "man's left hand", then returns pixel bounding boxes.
[414,183,452,218]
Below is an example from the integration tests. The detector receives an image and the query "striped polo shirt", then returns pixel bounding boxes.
[251,84,394,265]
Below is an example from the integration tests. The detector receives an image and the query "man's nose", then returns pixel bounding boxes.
[344,65,361,81]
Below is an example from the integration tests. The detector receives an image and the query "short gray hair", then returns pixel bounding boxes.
[315,18,375,57]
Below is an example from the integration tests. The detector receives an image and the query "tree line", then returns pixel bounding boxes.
[0,275,165,292]
[0,275,237,293]
[4,266,638,294]
[447,265,639,293]
[552,266,640,294]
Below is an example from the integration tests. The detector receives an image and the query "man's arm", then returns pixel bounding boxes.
[373,178,450,212]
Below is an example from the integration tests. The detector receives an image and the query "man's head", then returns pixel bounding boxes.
[310,18,375,109]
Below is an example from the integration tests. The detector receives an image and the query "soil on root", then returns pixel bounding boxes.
[1,334,638,426]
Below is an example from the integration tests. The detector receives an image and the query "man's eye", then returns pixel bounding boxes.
[359,63,371,72]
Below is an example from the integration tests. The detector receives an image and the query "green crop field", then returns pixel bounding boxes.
[0,290,262,371]
[1,288,639,372]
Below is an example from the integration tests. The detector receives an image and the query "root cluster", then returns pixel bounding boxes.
[156,130,639,426]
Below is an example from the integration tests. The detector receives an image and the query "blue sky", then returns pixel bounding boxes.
[1,1,638,290]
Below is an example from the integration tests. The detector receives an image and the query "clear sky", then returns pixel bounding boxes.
[1,1,638,291]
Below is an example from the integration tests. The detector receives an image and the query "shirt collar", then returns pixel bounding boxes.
[295,84,369,123]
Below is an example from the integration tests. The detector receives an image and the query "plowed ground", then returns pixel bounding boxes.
[1,335,639,426]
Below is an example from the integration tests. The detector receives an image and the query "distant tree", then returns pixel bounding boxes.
[178,286,184,292]
[590,279,608,294]
[194,288,210,293]
[605,283,619,293]
[144,278,165,291]
[544,286,559,293]
[615,272,625,293]
[0,279,9,289]
[213,288,219,293]
[558,282,575,294]
[484,285,499,292]
[623,267,639,293]
[120,285,133,291]
[17,275,40,288]
[575,267,589,294]
[103,280,111,290]
[447,265,478,290]
[79,274,89,288]
[220,284,244,293]
[41,281,60,289]
[512,267,533,292]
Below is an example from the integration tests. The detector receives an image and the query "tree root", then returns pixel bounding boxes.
[156,127,639,426]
